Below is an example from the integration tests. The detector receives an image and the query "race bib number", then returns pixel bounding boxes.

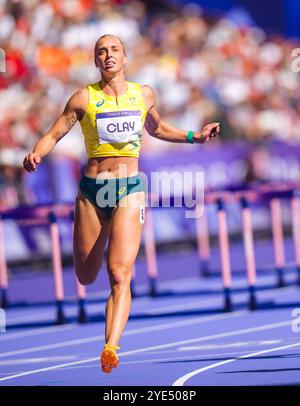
[96,110,142,144]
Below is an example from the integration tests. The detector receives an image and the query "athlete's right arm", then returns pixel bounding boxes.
[23,89,88,173]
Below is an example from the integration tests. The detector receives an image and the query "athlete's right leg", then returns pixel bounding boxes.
[73,190,110,285]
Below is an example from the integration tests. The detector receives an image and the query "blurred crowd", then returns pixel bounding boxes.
[0,0,300,208]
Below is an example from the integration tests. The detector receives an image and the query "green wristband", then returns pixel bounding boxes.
[186,130,195,144]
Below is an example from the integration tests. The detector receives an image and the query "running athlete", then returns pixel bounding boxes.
[23,34,220,373]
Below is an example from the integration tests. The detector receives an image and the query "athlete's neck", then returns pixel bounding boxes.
[99,75,127,97]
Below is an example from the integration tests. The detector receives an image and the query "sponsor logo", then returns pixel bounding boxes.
[118,186,126,195]
[96,99,105,107]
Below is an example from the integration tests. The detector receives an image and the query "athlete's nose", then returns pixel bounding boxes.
[106,48,114,59]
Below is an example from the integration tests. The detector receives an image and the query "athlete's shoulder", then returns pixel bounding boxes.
[66,87,89,116]
[74,87,89,99]
[86,82,99,91]
[140,84,156,111]
[141,84,155,95]
[69,87,88,100]
[125,80,143,92]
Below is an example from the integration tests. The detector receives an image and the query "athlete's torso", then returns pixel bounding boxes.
[80,81,147,159]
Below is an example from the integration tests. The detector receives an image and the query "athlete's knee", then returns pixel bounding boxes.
[108,263,132,288]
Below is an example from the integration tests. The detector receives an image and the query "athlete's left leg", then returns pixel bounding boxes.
[105,191,145,347]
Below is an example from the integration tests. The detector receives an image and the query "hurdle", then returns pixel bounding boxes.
[130,210,155,298]
[48,211,65,324]
[195,205,211,277]
[0,204,87,324]
[141,183,300,312]
[216,197,233,311]
[262,185,300,287]
[240,195,257,310]
[129,206,158,298]
[69,209,88,323]
[143,207,158,297]
[1,182,300,321]
[0,214,8,309]
[270,198,286,287]
[290,194,300,285]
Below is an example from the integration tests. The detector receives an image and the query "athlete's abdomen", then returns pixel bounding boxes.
[85,156,139,178]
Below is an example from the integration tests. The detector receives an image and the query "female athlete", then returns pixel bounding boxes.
[23,34,220,373]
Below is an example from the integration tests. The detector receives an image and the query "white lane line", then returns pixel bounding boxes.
[60,349,280,370]
[0,318,292,382]
[0,311,245,359]
[0,325,74,342]
[0,356,78,366]
[177,340,282,351]
[172,341,300,386]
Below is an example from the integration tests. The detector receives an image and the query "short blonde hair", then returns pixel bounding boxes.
[94,34,127,57]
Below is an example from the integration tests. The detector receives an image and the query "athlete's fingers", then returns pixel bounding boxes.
[24,161,34,173]
[23,161,33,173]
[28,155,37,170]
[33,155,41,165]
[23,156,31,171]
[207,123,220,133]
[210,124,220,137]
[23,154,39,172]
[29,154,41,170]
[195,123,220,143]
[204,122,219,129]
[201,124,218,139]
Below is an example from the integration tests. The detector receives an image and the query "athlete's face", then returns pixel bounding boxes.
[94,37,127,74]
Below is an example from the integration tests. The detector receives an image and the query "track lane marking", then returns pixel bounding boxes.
[172,341,300,386]
[0,318,291,382]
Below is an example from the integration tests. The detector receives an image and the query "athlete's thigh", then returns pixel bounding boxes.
[107,191,145,271]
[73,190,110,279]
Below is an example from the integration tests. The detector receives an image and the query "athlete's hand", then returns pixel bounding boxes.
[195,122,220,143]
[23,153,42,173]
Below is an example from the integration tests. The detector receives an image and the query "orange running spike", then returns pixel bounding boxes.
[101,344,120,373]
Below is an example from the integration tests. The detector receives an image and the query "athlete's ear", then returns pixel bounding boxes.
[124,56,128,65]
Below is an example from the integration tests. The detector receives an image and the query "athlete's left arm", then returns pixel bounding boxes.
[142,85,220,143]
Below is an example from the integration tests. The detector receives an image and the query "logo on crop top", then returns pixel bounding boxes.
[118,186,126,195]
[96,99,105,107]
[130,97,136,103]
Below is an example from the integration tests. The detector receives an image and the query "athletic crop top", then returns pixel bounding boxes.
[80,81,148,158]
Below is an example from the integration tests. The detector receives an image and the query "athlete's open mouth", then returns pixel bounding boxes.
[105,61,116,67]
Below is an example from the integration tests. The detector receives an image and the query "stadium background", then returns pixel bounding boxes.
[0,0,300,265]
